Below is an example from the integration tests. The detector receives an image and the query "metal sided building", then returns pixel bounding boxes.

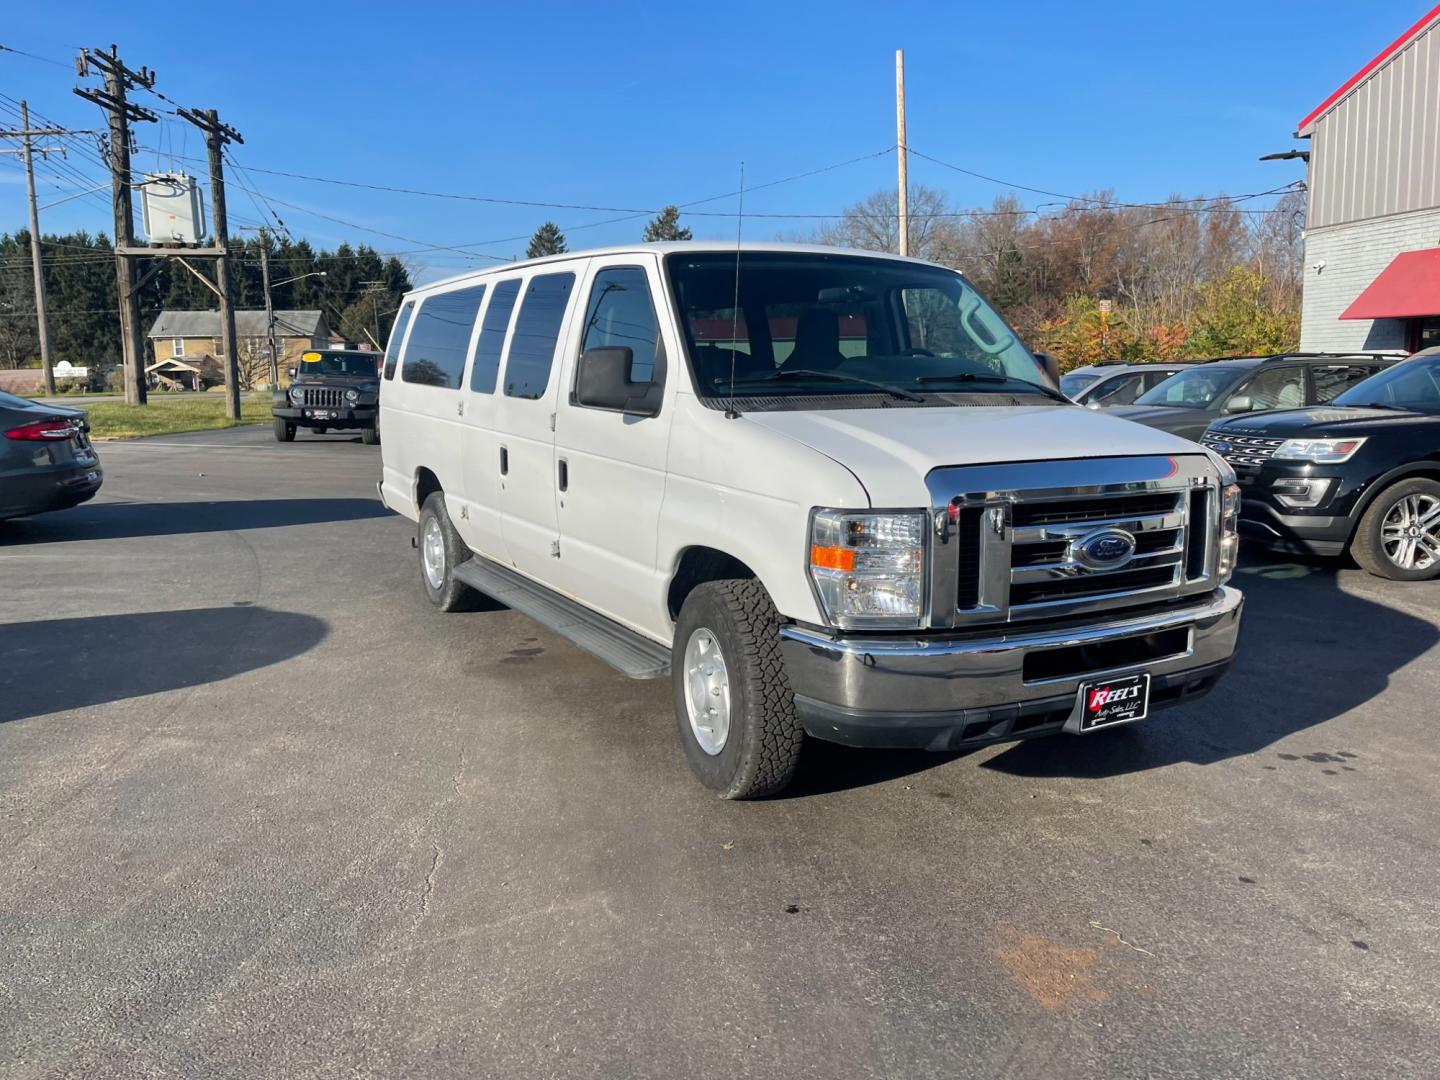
[1297,4,1440,354]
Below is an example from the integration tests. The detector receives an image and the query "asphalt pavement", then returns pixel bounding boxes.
[2,425,1438,1079]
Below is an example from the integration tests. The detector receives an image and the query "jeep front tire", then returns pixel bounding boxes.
[672,579,804,799]
[272,417,295,442]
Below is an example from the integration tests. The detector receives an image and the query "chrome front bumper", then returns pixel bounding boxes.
[779,586,1243,750]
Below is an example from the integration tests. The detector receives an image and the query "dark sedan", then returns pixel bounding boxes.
[1202,349,1440,579]
[1110,353,1398,441]
[0,390,102,521]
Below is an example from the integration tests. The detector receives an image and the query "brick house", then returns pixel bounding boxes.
[145,310,329,390]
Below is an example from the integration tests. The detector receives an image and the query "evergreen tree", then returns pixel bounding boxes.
[642,205,692,242]
[526,221,568,259]
[986,242,1031,314]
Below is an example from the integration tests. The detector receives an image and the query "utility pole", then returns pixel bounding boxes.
[895,49,909,258]
[75,45,157,406]
[0,102,84,396]
[178,107,244,420]
[258,230,277,390]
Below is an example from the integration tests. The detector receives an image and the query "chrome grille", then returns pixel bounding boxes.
[928,456,1219,627]
[1201,433,1283,467]
[302,387,345,408]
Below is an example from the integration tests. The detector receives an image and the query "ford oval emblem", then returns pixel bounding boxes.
[1073,527,1137,570]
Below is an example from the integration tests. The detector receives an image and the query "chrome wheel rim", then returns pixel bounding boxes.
[1381,493,1440,570]
[421,516,446,590]
[683,628,731,755]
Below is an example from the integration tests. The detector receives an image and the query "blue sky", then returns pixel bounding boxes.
[0,0,1428,283]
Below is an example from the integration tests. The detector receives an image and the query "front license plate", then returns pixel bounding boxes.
[1076,672,1150,732]
[308,410,334,419]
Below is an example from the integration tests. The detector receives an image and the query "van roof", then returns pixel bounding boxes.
[409,241,960,295]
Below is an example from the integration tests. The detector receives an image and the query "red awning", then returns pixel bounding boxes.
[1340,248,1440,321]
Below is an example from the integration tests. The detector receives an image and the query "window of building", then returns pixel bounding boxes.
[383,301,414,380]
[470,279,522,394]
[212,337,225,356]
[172,337,185,357]
[503,273,575,399]
[579,268,660,382]
[401,284,487,389]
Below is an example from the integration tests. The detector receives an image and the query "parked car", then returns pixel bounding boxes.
[378,243,1242,798]
[1060,361,1194,407]
[1109,353,1402,441]
[1202,348,1440,579]
[272,348,382,443]
[0,389,102,520]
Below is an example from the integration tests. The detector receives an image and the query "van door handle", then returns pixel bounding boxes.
[557,458,568,491]
[499,446,508,475]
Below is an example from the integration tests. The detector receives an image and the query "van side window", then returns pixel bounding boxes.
[470,278,521,394]
[401,284,487,389]
[580,267,660,382]
[382,301,414,380]
[503,273,575,399]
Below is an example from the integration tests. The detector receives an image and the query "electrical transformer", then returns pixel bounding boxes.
[140,173,208,245]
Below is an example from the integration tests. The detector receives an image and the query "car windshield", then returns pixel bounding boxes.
[667,252,1055,405]
[298,351,379,377]
[1134,366,1247,408]
[1334,355,1440,410]
[1060,371,1101,396]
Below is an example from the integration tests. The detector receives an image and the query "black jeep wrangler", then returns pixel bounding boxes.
[272,349,381,444]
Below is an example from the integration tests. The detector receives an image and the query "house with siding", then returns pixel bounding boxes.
[145,310,329,389]
[1294,5,1440,354]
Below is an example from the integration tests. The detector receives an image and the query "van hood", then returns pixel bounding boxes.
[744,404,1207,505]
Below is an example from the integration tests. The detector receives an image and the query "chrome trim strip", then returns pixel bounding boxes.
[1010,546,1184,584]
[1011,510,1184,543]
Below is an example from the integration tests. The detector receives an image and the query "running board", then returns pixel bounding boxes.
[453,557,671,679]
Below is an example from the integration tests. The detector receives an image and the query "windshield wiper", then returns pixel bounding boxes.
[915,372,1072,404]
[720,369,926,403]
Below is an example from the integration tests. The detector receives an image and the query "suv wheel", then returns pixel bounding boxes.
[1352,478,1440,580]
[417,492,479,611]
[272,417,295,442]
[361,419,380,445]
[672,579,804,799]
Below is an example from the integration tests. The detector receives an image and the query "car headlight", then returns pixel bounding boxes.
[808,510,927,629]
[289,386,304,404]
[345,388,360,403]
[1272,437,1366,463]
[1218,483,1241,583]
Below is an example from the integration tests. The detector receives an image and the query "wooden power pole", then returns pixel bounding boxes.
[896,49,909,258]
[178,107,244,420]
[75,45,157,406]
[0,102,84,397]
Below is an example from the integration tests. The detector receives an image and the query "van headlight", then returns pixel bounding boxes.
[808,510,927,629]
[1218,483,1241,583]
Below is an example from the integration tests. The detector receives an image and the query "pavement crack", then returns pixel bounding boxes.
[452,749,467,798]
[413,841,443,931]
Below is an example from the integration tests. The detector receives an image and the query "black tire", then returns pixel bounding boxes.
[272,417,295,442]
[417,491,480,611]
[361,424,380,446]
[672,579,804,799]
[1351,477,1440,581]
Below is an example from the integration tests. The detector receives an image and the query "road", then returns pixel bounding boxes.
[2,426,1438,1079]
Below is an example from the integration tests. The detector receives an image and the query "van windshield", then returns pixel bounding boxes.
[666,252,1056,406]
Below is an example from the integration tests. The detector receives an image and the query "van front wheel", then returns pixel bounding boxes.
[672,579,804,799]
[417,492,479,611]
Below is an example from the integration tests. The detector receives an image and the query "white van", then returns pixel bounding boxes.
[378,243,1243,798]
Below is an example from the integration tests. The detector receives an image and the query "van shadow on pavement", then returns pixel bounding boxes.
[0,606,328,724]
[0,498,389,544]
[784,552,1437,794]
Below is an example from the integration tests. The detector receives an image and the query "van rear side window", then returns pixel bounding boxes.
[382,301,414,380]
[401,284,487,389]
[470,279,522,394]
[503,273,575,399]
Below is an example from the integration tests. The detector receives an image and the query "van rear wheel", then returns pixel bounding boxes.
[672,579,804,799]
[418,492,479,611]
